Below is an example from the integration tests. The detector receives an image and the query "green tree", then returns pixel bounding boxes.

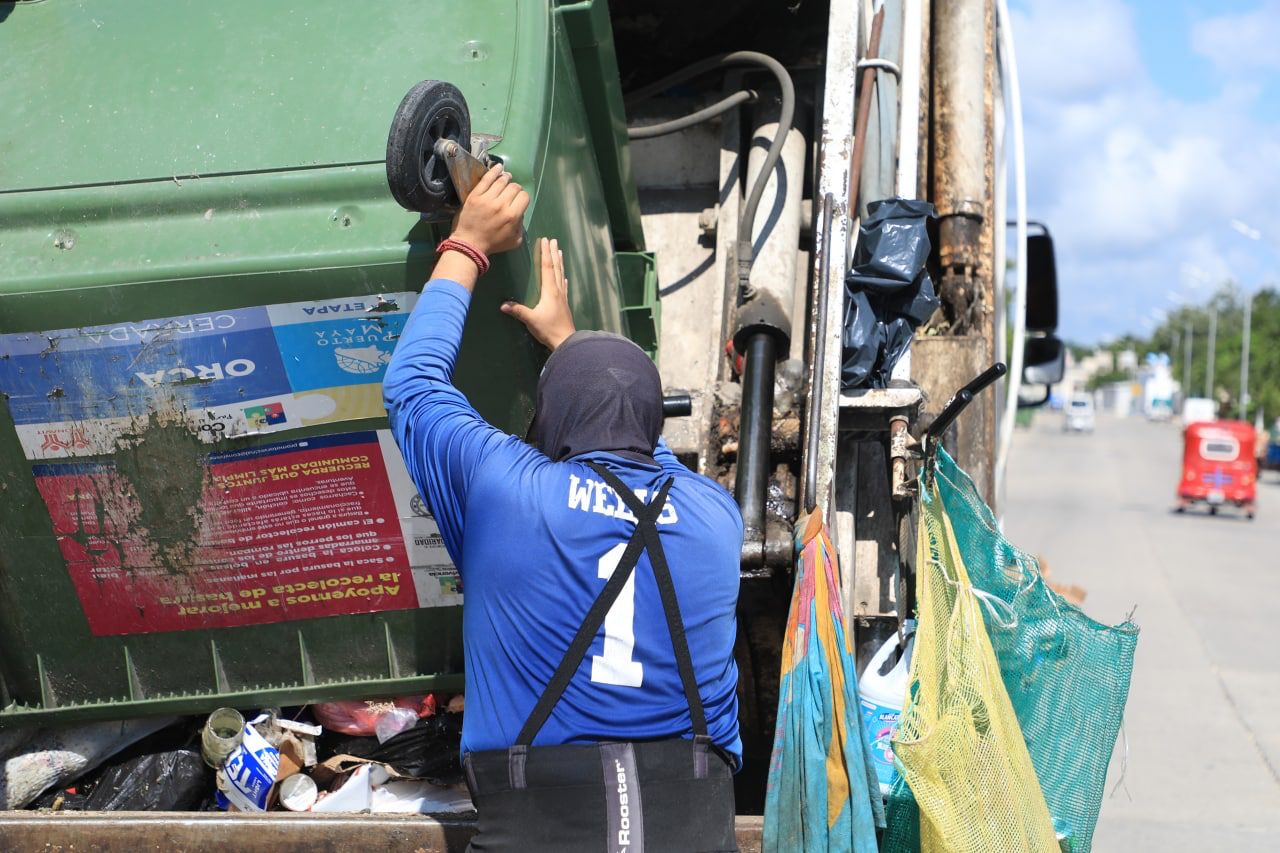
[1139,285,1280,423]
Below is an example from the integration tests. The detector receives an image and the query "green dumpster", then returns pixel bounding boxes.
[0,0,656,724]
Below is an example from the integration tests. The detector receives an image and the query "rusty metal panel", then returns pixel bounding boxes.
[0,812,473,853]
[912,335,995,503]
[0,812,766,852]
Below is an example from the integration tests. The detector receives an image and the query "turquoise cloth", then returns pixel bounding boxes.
[763,515,882,852]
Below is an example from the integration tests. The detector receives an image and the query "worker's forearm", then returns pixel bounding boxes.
[385,280,472,398]
[433,250,481,293]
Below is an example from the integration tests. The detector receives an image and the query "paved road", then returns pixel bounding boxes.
[1004,412,1280,851]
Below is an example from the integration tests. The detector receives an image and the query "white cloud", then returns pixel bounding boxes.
[1008,0,1280,341]
[1192,1,1280,73]
[1011,0,1144,99]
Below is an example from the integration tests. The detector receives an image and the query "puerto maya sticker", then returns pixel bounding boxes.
[0,293,419,460]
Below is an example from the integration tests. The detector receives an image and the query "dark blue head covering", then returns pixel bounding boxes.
[525,331,663,465]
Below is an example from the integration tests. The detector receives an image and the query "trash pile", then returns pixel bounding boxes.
[0,694,472,817]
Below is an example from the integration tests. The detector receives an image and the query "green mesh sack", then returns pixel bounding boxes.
[882,775,922,851]
[884,448,1139,852]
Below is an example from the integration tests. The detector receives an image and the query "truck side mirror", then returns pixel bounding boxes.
[1018,223,1062,408]
[1025,226,1058,333]
[1018,335,1065,408]
[1024,335,1065,383]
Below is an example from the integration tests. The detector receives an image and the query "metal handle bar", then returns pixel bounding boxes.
[924,362,1008,456]
[803,193,836,512]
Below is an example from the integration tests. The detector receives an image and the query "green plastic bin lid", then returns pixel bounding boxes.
[1,0,519,191]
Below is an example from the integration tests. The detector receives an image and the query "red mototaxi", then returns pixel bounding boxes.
[1177,420,1257,517]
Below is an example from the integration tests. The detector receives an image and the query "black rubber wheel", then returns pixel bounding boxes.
[1209,505,1218,516]
[386,80,471,216]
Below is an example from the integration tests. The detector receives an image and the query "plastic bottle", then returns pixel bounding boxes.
[858,621,915,794]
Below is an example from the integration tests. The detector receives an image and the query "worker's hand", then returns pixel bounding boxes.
[501,237,576,351]
[451,163,530,256]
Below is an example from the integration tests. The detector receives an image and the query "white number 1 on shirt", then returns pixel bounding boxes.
[591,542,644,687]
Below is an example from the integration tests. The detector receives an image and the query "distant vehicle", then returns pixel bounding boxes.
[1265,426,1280,475]
[1146,381,1172,417]
[1143,372,1175,420]
[1267,440,1280,475]
[1176,420,1257,519]
[1063,395,1095,432]
[1182,397,1217,425]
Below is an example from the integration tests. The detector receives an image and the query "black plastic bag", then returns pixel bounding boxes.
[848,198,936,292]
[322,713,463,784]
[842,197,939,390]
[82,749,209,811]
[889,271,940,326]
[841,290,880,388]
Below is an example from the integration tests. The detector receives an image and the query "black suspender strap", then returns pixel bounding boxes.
[588,463,709,739]
[513,463,708,748]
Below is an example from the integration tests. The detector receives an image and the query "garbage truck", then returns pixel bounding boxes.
[0,0,1062,846]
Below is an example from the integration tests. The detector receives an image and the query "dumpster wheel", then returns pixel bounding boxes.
[386,80,472,217]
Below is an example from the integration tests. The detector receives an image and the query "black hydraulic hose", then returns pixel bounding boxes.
[624,51,796,269]
[735,332,778,552]
[627,90,758,140]
[662,393,693,418]
[627,52,796,562]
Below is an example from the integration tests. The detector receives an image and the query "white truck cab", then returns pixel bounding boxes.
[1064,395,1096,433]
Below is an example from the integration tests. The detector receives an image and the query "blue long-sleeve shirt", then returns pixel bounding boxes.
[383,280,743,762]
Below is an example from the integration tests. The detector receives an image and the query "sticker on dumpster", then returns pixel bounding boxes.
[32,430,462,636]
[0,293,418,460]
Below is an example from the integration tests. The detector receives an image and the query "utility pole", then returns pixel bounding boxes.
[1240,293,1252,420]
[1205,306,1217,400]
[1183,317,1193,403]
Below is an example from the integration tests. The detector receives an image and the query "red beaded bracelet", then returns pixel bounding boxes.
[436,237,490,276]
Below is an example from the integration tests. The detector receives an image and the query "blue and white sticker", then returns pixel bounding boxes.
[0,293,419,460]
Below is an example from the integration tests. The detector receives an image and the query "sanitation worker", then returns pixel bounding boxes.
[384,164,743,852]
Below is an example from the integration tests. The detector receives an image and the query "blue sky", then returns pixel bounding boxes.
[1008,0,1280,342]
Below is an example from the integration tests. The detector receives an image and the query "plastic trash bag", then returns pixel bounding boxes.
[0,717,174,809]
[374,707,419,744]
[312,695,437,736]
[322,713,463,783]
[842,198,939,390]
[83,750,208,811]
[0,728,33,763]
[847,198,936,293]
[841,290,879,388]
